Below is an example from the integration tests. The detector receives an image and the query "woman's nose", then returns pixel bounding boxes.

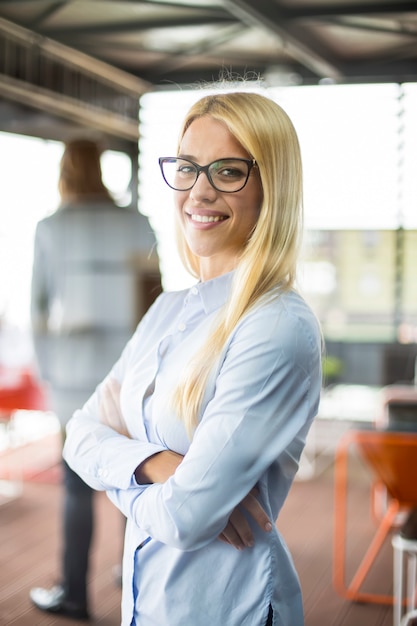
[189,171,217,201]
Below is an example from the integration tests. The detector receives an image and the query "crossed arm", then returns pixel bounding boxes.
[99,378,272,549]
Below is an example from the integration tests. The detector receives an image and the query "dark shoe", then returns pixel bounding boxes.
[29,585,90,620]
[400,508,417,540]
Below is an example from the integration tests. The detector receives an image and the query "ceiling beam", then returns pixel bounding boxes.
[325,16,417,39]
[40,14,234,38]
[30,2,69,28]
[223,0,343,80]
[0,74,140,141]
[142,56,417,87]
[281,1,417,20]
[0,17,149,141]
[0,16,150,95]
[145,23,248,78]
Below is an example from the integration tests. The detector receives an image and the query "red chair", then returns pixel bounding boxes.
[0,366,49,502]
[0,366,48,417]
[333,429,417,605]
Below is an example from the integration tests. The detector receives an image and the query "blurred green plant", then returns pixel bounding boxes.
[322,355,344,386]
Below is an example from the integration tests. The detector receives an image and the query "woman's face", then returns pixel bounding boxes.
[174,116,263,281]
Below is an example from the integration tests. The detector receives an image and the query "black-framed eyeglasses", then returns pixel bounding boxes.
[158,157,257,193]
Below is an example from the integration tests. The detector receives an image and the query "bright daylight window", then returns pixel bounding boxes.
[0,136,131,366]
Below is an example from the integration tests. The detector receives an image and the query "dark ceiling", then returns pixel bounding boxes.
[1,0,417,148]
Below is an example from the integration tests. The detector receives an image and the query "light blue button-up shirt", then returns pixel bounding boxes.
[64,271,322,626]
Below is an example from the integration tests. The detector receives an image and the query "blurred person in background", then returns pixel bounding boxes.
[29,139,160,620]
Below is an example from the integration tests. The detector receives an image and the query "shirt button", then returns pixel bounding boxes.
[191,287,198,295]
[178,322,186,332]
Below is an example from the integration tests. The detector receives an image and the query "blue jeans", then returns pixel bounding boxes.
[62,459,94,606]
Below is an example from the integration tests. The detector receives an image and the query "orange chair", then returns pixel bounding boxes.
[333,429,417,604]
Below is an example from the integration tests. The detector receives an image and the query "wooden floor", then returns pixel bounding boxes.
[0,428,397,626]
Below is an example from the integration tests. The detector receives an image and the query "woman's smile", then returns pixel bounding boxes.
[187,211,229,226]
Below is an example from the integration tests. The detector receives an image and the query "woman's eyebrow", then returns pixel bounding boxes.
[177,153,195,160]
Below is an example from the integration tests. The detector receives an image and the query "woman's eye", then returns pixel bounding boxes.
[218,167,243,179]
[177,165,195,175]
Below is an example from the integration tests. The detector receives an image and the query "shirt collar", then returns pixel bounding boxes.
[194,271,234,315]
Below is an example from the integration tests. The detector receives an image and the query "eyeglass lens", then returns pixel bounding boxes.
[160,158,252,192]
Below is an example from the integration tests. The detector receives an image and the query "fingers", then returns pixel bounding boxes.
[240,492,273,533]
[217,490,274,550]
[217,533,230,545]
[219,508,254,550]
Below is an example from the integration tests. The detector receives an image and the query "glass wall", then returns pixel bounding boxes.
[0,136,130,367]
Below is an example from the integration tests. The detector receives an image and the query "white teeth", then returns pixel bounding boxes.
[191,214,225,223]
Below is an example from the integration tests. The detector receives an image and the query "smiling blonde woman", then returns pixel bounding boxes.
[64,91,322,626]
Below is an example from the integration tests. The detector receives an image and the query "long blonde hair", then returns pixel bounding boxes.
[172,91,303,436]
[59,139,113,202]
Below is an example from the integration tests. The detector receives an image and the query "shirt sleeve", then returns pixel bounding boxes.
[62,304,168,492]
[106,301,322,550]
[64,405,166,492]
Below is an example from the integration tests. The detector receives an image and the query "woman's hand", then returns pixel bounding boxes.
[99,378,130,437]
[219,488,273,549]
